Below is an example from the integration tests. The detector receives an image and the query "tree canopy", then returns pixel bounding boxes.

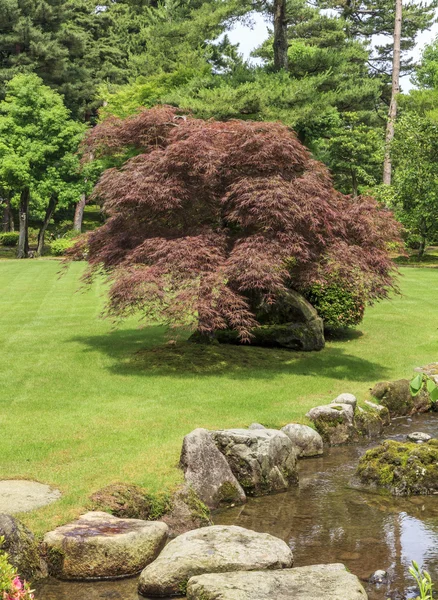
[74,107,400,338]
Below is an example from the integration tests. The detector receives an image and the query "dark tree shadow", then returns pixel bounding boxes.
[69,327,390,382]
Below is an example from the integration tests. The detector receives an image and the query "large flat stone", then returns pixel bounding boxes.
[186,563,368,599]
[138,525,293,597]
[0,480,60,513]
[43,511,168,580]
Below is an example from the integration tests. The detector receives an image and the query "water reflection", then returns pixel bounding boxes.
[36,414,437,600]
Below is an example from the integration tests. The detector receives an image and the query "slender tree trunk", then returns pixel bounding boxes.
[351,170,358,198]
[73,193,86,232]
[383,0,402,185]
[17,188,30,259]
[418,236,427,259]
[273,0,288,71]
[36,196,57,256]
[2,197,11,232]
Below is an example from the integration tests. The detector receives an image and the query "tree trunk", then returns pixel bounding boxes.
[2,196,11,232]
[17,188,30,259]
[73,193,86,232]
[351,170,358,198]
[418,236,427,259]
[36,196,57,256]
[273,0,288,71]
[383,0,402,185]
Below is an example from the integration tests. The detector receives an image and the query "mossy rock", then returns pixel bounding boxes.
[371,379,431,417]
[191,290,325,351]
[161,486,212,538]
[0,514,47,581]
[354,410,384,439]
[89,483,171,520]
[90,483,210,538]
[355,440,438,496]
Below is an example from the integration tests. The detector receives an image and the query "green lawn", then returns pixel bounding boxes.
[0,260,437,535]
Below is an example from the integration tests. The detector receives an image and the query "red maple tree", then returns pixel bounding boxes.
[74,107,400,340]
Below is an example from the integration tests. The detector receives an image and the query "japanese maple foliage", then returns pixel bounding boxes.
[75,106,400,340]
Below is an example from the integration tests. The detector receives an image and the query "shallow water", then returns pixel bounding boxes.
[36,413,438,600]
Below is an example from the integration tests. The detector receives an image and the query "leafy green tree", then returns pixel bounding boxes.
[0,73,86,257]
[389,111,438,257]
[413,37,438,90]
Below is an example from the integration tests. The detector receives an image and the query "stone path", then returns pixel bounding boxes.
[0,480,61,513]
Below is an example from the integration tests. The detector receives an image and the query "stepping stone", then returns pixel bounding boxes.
[138,525,293,597]
[186,563,368,599]
[43,511,168,580]
[0,480,61,513]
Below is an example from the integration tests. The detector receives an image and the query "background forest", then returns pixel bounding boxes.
[1,0,438,261]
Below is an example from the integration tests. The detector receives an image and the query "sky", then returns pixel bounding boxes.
[227,9,438,92]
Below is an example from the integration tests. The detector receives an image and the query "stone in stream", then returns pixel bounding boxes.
[137,525,293,597]
[354,409,385,439]
[369,569,388,584]
[371,379,431,417]
[186,563,368,599]
[364,401,391,425]
[211,428,298,496]
[407,432,432,443]
[180,428,246,509]
[43,511,168,580]
[355,440,438,496]
[306,404,355,445]
[280,423,323,457]
[0,514,47,581]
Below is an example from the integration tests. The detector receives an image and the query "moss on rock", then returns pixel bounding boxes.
[371,379,431,417]
[89,483,171,520]
[354,410,384,439]
[356,440,438,496]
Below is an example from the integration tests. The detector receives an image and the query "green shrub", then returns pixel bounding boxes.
[304,283,364,329]
[50,237,75,256]
[0,232,19,247]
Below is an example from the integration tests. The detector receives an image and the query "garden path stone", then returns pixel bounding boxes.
[0,480,61,513]
[186,563,368,599]
[138,524,293,597]
[43,511,168,580]
[180,428,246,509]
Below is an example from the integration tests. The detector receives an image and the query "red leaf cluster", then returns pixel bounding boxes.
[74,107,401,339]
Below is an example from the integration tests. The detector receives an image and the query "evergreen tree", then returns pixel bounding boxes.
[319,0,437,77]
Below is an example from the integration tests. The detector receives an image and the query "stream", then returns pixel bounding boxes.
[36,413,438,600]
